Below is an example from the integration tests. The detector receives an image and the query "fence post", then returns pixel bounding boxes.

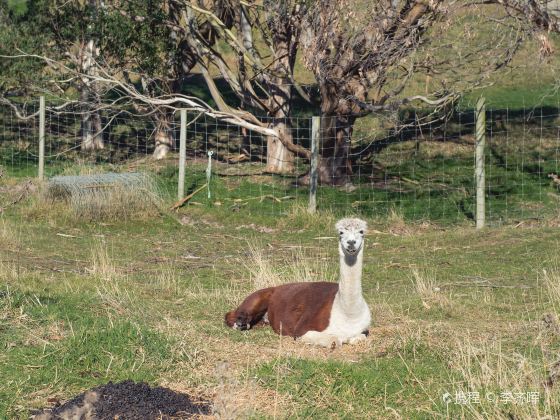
[206,150,214,199]
[475,96,486,229]
[178,109,187,199]
[38,96,45,181]
[308,116,320,214]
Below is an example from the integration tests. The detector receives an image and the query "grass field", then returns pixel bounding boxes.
[1,33,560,418]
[1,168,560,419]
[3,4,560,417]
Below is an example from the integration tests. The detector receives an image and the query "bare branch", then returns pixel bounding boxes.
[347,92,460,114]
[0,96,78,120]
[0,51,281,139]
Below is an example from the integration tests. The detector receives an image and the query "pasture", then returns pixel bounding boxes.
[1,169,560,418]
[3,2,560,418]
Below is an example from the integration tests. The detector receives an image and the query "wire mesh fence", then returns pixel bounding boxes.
[1,98,559,226]
[0,102,40,178]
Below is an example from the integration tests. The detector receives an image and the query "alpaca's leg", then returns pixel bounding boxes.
[348,333,368,345]
[298,331,342,348]
[225,287,275,330]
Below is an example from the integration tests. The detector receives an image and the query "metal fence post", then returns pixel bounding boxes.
[308,116,320,214]
[475,96,486,229]
[38,96,45,181]
[178,109,187,199]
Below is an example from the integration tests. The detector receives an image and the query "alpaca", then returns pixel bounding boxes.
[225,218,371,348]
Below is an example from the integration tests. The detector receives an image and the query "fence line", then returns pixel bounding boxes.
[1,98,560,226]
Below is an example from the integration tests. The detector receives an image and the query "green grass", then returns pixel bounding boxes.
[3,8,560,417]
[1,174,560,417]
[0,285,173,417]
[464,84,560,110]
[255,345,450,419]
[2,134,559,227]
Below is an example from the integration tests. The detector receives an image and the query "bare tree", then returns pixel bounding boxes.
[0,0,105,151]
[107,0,217,159]
[182,0,308,173]
[298,0,525,185]
[299,0,447,185]
[485,0,560,55]
[142,0,238,159]
[71,0,105,151]
[259,0,306,173]
[487,0,560,32]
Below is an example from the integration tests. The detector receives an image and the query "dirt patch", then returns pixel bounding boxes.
[235,223,276,234]
[34,380,209,419]
[178,215,224,229]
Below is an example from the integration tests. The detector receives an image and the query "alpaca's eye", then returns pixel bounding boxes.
[359,230,364,235]
[339,231,343,235]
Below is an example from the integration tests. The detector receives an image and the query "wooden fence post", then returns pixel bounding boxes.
[178,109,187,199]
[475,96,486,229]
[308,116,320,214]
[38,96,45,181]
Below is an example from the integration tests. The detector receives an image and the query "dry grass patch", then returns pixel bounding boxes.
[0,286,62,353]
[386,207,413,236]
[21,320,68,347]
[0,259,21,282]
[0,286,30,331]
[278,203,336,232]
[448,337,557,419]
[420,139,473,159]
[543,268,560,312]
[245,243,337,290]
[151,264,181,295]
[89,240,120,281]
[0,218,21,248]
[155,317,296,418]
[410,268,449,309]
[210,361,293,419]
[88,241,134,314]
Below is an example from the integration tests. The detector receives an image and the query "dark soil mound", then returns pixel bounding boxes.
[34,380,209,419]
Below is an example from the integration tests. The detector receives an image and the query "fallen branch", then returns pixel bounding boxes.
[442,281,533,289]
[171,183,208,210]
[214,171,266,177]
[229,195,295,202]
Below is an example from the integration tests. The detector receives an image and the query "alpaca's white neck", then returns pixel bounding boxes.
[337,244,364,311]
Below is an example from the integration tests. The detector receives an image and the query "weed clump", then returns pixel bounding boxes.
[43,172,162,221]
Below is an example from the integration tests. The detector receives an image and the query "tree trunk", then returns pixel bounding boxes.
[264,33,296,173]
[307,77,366,185]
[153,110,174,159]
[312,114,354,186]
[80,38,104,151]
[266,119,294,173]
[80,102,104,151]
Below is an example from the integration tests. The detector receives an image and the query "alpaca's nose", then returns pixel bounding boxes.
[347,240,356,247]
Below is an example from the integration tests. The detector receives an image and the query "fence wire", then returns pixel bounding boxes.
[1,99,559,226]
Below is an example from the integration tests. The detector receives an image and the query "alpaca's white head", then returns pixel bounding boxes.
[335,218,367,256]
